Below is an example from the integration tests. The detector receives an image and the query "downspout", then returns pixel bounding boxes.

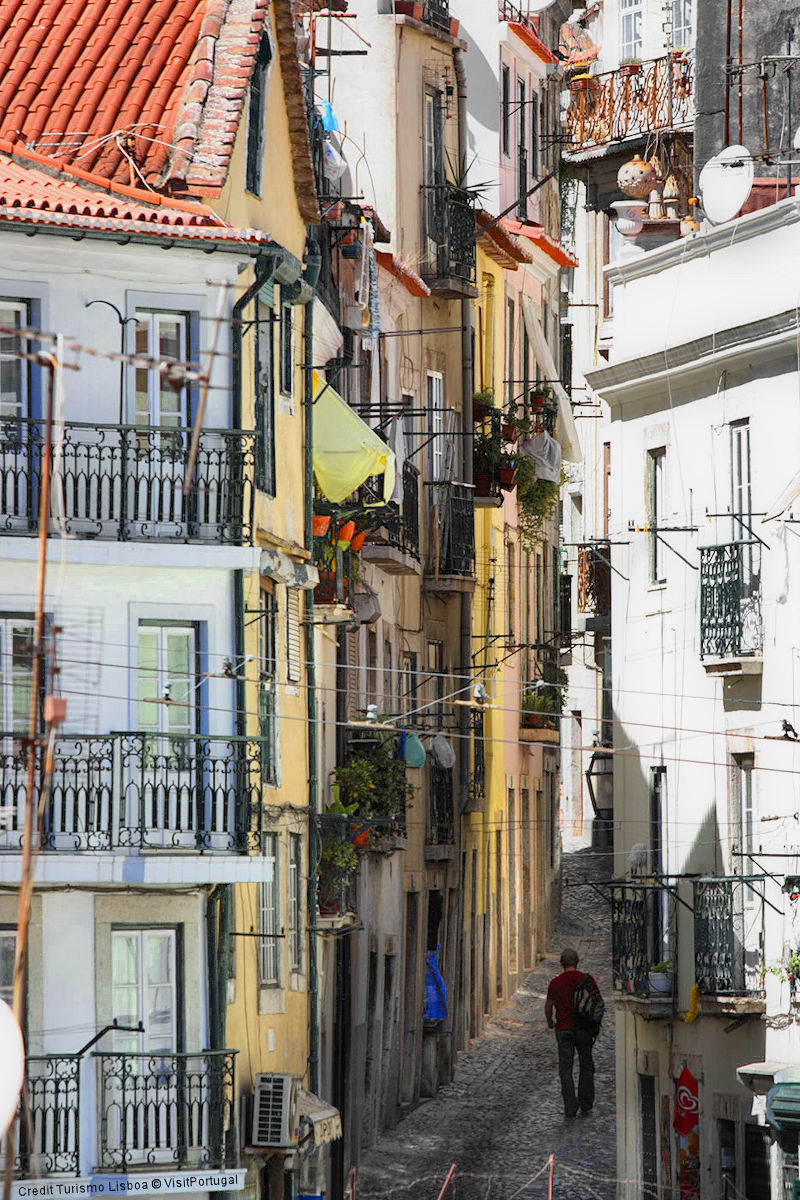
[304,290,321,1096]
[454,44,473,1065]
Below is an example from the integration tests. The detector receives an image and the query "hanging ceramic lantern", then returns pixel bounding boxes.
[617,154,657,199]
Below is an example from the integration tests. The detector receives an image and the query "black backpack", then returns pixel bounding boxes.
[573,973,605,1038]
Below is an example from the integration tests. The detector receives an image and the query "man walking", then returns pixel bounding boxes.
[545,947,599,1117]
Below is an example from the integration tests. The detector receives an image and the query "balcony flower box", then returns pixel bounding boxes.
[474,472,494,498]
[498,465,517,490]
[569,74,592,93]
[618,60,642,78]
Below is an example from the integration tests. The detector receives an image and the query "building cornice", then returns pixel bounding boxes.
[585,307,800,407]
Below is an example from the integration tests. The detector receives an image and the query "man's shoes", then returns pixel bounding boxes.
[565,1108,579,1118]
[579,1105,593,1115]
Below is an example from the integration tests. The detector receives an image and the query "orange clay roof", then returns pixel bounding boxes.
[0,144,269,245]
[476,208,534,270]
[503,218,579,268]
[375,250,430,298]
[0,0,269,194]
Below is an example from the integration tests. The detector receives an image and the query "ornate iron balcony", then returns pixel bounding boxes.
[577,542,611,615]
[469,709,486,804]
[0,418,255,544]
[693,877,765,996]
[612,883,676,997]
[9,1055,80,1177]
[425,481,475,578]
[498,0,536,29]
[421,0,449,31]
[564,53,694,155]
[360,462,421,562]
[317,813,359,918]
[517,146,528,221]
[0,732,263,852]
[427,763,454,845]
[699,542,762,658]
[422,183,477,286]
[338,727,408,839]
[94,1050,237,1171]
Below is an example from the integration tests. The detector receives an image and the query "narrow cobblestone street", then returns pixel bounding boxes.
[358,847,616,1200]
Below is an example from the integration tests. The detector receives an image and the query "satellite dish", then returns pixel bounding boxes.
[0,999,24,1139]
[698,145,754,225]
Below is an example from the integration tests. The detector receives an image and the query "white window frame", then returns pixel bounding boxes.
[0,615,35,735]
[0,300,30,423]
[111,927,177,1054]
[620,0,643,60]
[259,834,281,987]
[647,448,667,584]
[133,310,189,428]
[288,833,303,973]
[427,372,445,482]
[137,622,197,739]
[671,0,693,48]
[0,929,15,1005]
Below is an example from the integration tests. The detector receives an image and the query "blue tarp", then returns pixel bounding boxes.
[424,949,447,1020]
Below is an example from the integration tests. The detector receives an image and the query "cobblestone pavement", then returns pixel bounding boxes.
[358,846,616,1200]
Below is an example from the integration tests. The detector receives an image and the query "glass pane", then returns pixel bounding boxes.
[11,622,33,733]
[0,933,15,1004]
[147,933,173,985]
[0,304,24,422]
[112,984,140,1027]
[113,933,138,984]
[138,630,159,733]
[135,321,151,425]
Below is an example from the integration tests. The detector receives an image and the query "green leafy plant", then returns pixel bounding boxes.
[334,736,412,820]
[319,830,359,878]
[522,675,566,716]
[473,425,502,476]
[444,151,492,204]
[650,960,671,973]
[619,56,642,67]
[516,457,563,549]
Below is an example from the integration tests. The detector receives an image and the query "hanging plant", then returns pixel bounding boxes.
[515,457,563,550]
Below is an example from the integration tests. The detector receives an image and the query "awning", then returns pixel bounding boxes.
[737,1061,793,1095]
[767,1082,800,1131]
[296,1088,342,1147]
[312,371,396,503]
[521,295,582,463]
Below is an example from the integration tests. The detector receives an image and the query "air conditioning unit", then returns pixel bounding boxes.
[250,1074,299,1149]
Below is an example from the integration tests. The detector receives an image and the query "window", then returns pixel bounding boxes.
[134,311,189,428]
[246,36,272,195]
[288,833,302,972]
[367,630,377,708]
[279,303,294,397]
[730,419,751,540]
[255,295,276,495]
[258,588,279,786]
[424,89,444,248]
[507,542,516,644]
[732,753,755,868]
[603,442,611,537]
[639,1076,658,1194]
[0,300,29,421]
[258,835,280,986]
[402,651,418,726]
[138,623,197,755]
[112,928,177,1053]
[0,930,15,1005]
[383,638,393,712]
[501,65,510,157]
[506,298,515,408]
[0,616,34,734]
[285,590,301,683]
[647,447,666,584]
[620,0,643,59]
[427,640,444,723]
[530,92,539,179]
[517,79,526,154]
[671,0,693,48]
[427,372,445,481]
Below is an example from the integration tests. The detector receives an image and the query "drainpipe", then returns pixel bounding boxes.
[304,287,321,1096]
[453,44,473,1067]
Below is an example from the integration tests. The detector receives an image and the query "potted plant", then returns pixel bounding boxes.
[521,673,566,728]
[619,57,642,78]
[516,456,562,550]
[498,453,517,490]
[568,73,592,93]
[472,388,495,421]
[473,420,501,496]
[318,829,360,915]
[647,960,673,994]
[528,383,554,409]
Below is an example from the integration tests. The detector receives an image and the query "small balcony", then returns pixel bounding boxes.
[317,813,359,923]
[577,542,611,632]
[517,146,528,221]
[0,418,254,544]
[0,732,263,853]
[611,882,676,1011]
[699,542,762,674]
[693,876,765,1014]
[361,462,421,573]
[422,183,477,298]
[421,0,449,31]
[424,481,475,592]
[337,727,409,842]
[6,1051,236,1178]
[468,709,486,810]
[564,53,695,157]
[426,763,455,858]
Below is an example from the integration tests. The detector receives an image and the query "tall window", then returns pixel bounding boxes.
[506,542,516,644]
[639,1076,658,1194]
[0,930,15,1005]
[501,65,510,157]
[424,89,444,249]
[258,835,280,986]
[137,623,197,752]
[0,300,29,421]
[246,36,272,195]
[427,372,445,481]
[671,0,693,47]
[288,833,302,972]
[279,302,294,397]
[620,0,643,59]
[402,651,418,726]
[427,640,445,723]
[530,92,539,179]
[255,295,276,495]
[383,638,394,712]
[367,630,377,708]
[730,419,751,541]
[647,447,667,584]
[505,298,515,408]
[134,311,189,428]
[112,928,177,1053]
[0,616,34,734]
[732,753,755,868]
[258,588,279,786]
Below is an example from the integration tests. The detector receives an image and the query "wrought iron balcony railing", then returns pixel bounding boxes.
[693,877,765,997]
[564,53,695,154]
[422,183,477,286]
[421,0,449,31]
[427,763,454,845]
[473,408,502,501]
[94,1050,237,1171]
[338,727,408,838]
[0,732,263,852]
[612,882,676,997]
[498,0,536,29]
[360,462,421,561]
[699,542,762,659]
[425,481,475,578]
[517,146,528,221]
[5,1055,81,1178]
[469,709,486,804]
[317,813,359,918]
[0,418,255,544]
[577,542,611,615]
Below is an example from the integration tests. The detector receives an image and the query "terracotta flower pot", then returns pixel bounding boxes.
[351,827,370,850]
[618,62,641,78]
[313,514,331,538]
[394,0,422,17]
[569,75,591,93]
[350,530,366,552]
[336,519,355,549]
[499,466,517,490]
[501,422,519,443]
[448,16,460,36]
[474,473,493,497]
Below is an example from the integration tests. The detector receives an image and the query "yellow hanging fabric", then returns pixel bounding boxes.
[312,371,396,503]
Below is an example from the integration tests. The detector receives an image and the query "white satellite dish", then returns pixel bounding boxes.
[698,145,754,225]
[0,999,24,1139]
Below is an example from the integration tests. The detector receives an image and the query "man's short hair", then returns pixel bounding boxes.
[560,948,579,968]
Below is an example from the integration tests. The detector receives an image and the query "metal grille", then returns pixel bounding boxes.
[517,146,528,220]
[427,482,475,577]
[470,710,485,804]
[0,418,254,543]
[8,1056,80,1177]
[427,763,454,845]
[699,542,762,658]
[254,1074,288,1146]
[423,184,477,285]
[693,877,765,996]
[564,53,694,153]
[612,886,648,994]
[577,543,611,615]
[421,0,449,31]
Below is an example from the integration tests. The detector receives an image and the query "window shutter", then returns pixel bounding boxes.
[346,629,359,719]
[286,589,301,682]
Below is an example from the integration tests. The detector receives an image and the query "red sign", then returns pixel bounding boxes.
[673,1067,699,1136]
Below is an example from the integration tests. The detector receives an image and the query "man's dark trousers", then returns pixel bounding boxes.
[556,1028,594,1115]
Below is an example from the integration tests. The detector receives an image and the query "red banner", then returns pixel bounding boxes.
[673,1067,699,1136]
